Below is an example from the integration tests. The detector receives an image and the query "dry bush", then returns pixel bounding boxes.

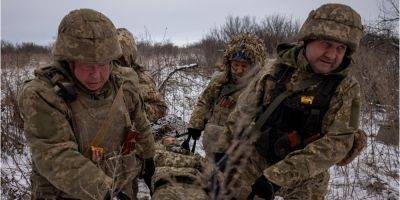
[1,54,36,198]
[195,14,299,64]
[1,41,52,198]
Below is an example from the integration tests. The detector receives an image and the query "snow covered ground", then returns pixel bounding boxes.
[328,112,399,200]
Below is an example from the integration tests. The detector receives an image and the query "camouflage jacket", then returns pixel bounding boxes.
[18,61,155,199]
[132,63,167,123]
[225,43,361,187]
[188,72,246,155]
[188,72,229,130]
[188,70,260,130]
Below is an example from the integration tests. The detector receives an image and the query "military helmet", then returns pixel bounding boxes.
[117,28,138,66]
[52,9,122,64]
[298,3,363,54]
[223,34,266,66]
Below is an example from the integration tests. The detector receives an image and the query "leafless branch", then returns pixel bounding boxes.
[158,63,199,94]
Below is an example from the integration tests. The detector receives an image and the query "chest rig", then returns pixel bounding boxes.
[255,66,343,164]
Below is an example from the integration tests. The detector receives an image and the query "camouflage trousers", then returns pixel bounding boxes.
[152,182,209,200]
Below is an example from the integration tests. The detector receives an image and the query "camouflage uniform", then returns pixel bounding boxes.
[152,142,209,200]
[220,4,363,200]
[18,9,155,199]
[117,28,167,123]
[188,34,266,159]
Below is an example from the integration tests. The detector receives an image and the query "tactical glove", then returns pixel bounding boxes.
[187,128,202,140]
[249,175,280,200]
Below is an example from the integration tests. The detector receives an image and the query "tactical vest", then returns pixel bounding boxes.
[34,64,139,198]
[255,66,343,164]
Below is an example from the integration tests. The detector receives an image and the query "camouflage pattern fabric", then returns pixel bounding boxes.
[18,61,155,199]
[297,3,363,54]
[337,129,367,166]
[136,67,167,123]
[188,72,228,131]
[275,171,330,200]
[189,34,266,158]
[152,183,209,200]
[117,28,167,123]
[152,143,208,200]
[52,9,122,64]
[117,28,138,67]
[222,33,266,66]
[220,42,361,199]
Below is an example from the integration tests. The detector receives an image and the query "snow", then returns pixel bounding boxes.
[328,112,399,200]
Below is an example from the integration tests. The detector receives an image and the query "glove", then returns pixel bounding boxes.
[104,190,130,200]
[214,153,227,172]
[187,128,202,140]
[249,175,280,200]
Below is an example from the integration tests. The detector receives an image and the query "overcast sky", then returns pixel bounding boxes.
[2,0,382,46]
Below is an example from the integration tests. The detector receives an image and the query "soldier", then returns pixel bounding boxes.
[219,3,365,200]
[18,9,155,199]
[151,135,209,200]
[116,28,168,123]
[187,34,266,162]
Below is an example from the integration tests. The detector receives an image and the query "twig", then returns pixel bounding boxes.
[158,63,199,94]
